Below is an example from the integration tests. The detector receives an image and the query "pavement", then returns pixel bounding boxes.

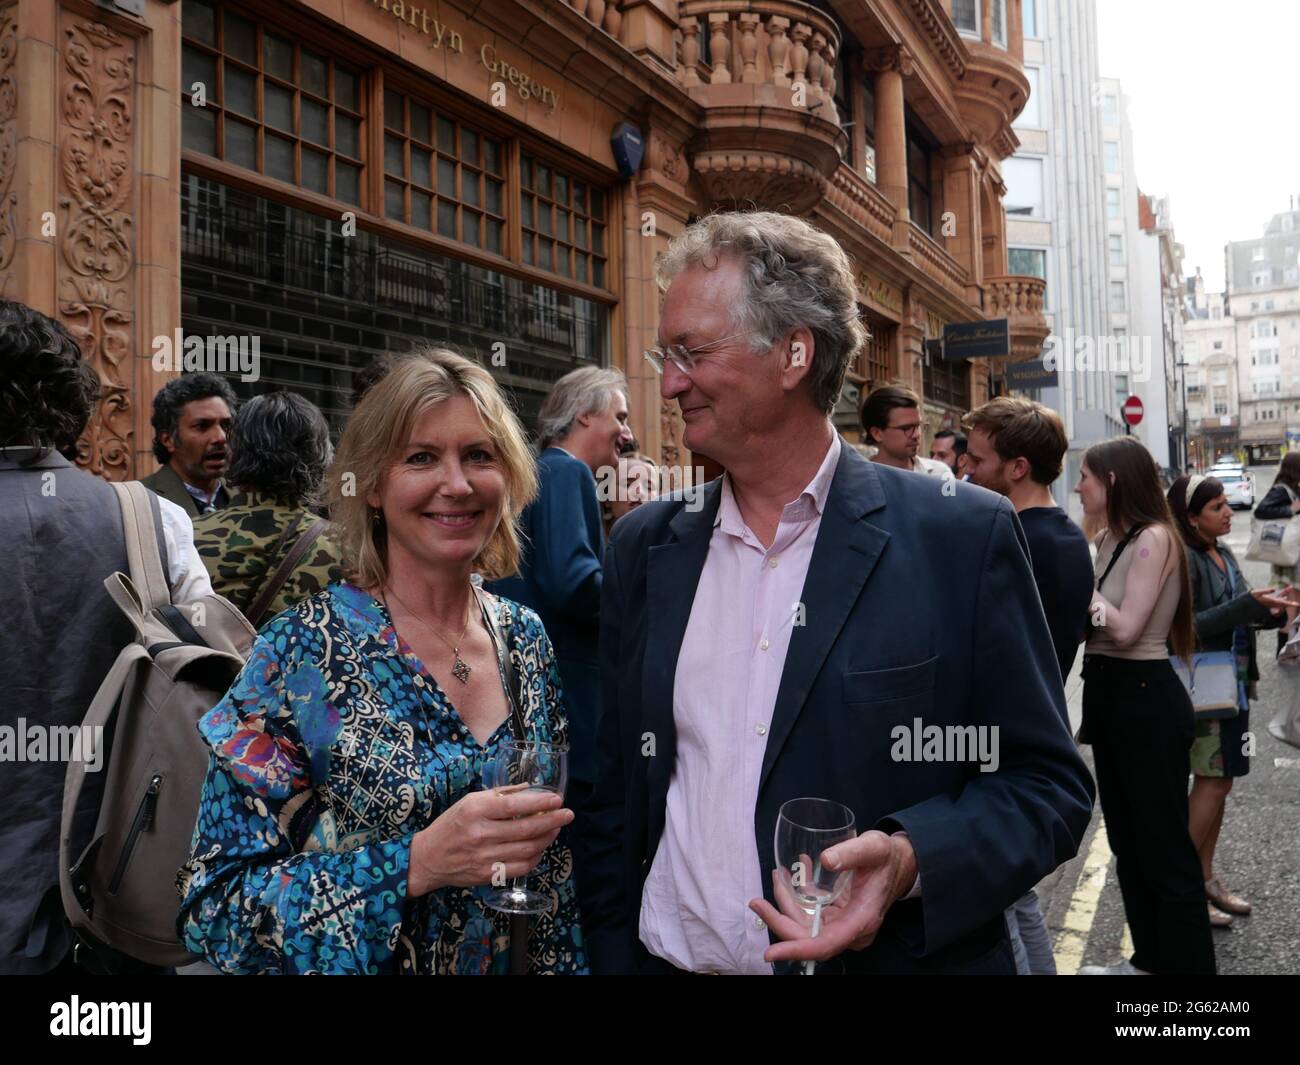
[1037,466,1300,975]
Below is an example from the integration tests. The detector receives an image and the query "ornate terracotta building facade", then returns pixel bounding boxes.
[0,0,1047,478]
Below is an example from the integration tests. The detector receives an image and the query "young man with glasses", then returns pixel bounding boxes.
[860,385,952,478]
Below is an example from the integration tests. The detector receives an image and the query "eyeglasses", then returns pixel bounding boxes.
[643,331,756,376]
[885,422,923,436]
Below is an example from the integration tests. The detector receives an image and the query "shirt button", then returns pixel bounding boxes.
[769,558,779,569]
[754,915,766,930]
[759,638,770,651]
[756,723,767,736]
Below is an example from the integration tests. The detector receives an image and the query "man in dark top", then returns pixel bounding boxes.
[964,396,1095,975]
[140,372,237,518]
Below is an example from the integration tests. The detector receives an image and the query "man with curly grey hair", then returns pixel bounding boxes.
[579,211,1094,975]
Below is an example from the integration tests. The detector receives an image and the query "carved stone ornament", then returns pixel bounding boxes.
[0,7,17,297]
[648,131,687,186]
[692,151,828,216]
[660,399,682,467]
[864,45,915,78]
[58,19,135,480]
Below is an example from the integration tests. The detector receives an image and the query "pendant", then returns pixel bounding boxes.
[452,652,471,684]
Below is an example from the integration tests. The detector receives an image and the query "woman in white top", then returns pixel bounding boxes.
[1075,436,1214,975]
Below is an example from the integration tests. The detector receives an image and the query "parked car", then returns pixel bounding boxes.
[1215,469,1255,509]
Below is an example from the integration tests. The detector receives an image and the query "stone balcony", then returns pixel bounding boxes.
[984,274,1049,360]
[675,0,848,213]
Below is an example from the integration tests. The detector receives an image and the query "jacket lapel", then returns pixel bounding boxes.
[759,448,891,793]
[643,481,722,805]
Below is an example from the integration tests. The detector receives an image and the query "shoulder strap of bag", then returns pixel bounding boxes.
[1096,523,1149,591]
[245,516,327,628]
[473,584,533,975]
[475,584,528,742]
[110,481,170,611]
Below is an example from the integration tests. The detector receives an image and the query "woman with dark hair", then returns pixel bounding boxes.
[1168,474,1292,927]
[1253,452,1300,635]
[1075,436,1214,975]
[193,391,345,627]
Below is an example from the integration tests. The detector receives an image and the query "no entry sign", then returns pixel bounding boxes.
[1122,395,1144,426]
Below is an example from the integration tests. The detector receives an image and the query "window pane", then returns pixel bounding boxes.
[385,179,405,219]
[223,11,256,65]
[438,200,457,239]
[539,241,551,271]
[463,211,481,247]
[522,197,533,227]
[593,259,604,288]
[555,173,568,205]
[462,171,480,208]
[335,68,360,112]
[574,218,587,249]
[537,203,552,236]
[411,146,432,188]
[462,129,479,166]
[182,104,216,154]
[485,179,502,215]
[438,116,456,154]
[183,0,216,46]
[301,50,328,97]
[438,156,456,196]
[576,255,587,283]
[385,133,405,176]
[557,210,570,242]
[1002,157,1043,216]
[590,189,604,216]
[183,46,216,101]
[301,147,328,193]
[224,63,256,118]
[265,133,294,181]
[265,82,293,133]
[521,155,532,187]
[411,189,432,230]
[410,103,431,144]
[336,113,360,158]
[486,218,502,254]
[484,139,501,174]
[537,164,550,198]
[302,98,329,146]
[522,233,532,265]
[592,225,604,254]
[263,32,293,81]
[385,88,404,130]
[336,161,360,205]
[573,181,587,212]
[225,118,256,169]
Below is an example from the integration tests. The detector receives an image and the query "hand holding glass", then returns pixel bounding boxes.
[481,740,568,915]
[773,797,857,975]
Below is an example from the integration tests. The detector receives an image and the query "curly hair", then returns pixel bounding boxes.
[225,391,333,506]
[150,372,238,463]
[0,300,99,455]
[656,211,868,415]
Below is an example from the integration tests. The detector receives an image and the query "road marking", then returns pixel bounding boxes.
[1275,757,1300,769]
[1054,815,1113,975]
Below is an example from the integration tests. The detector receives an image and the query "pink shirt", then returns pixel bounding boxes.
[638,433,842,974]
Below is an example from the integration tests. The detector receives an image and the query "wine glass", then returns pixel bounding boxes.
[481,739,568,915]
[773,797,858,975]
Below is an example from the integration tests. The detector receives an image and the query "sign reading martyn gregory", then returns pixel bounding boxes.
[366,0,559,110]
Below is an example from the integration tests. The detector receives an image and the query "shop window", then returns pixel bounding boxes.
[924,353,971,411]
[522,155,608,288]
[383,90,506,256]
[181,0,364,204]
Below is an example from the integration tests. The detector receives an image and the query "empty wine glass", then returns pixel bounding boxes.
[481,739,568,915]
[773,797,857,975]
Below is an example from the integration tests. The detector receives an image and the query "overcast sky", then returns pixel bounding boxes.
[1095,0,1300,292]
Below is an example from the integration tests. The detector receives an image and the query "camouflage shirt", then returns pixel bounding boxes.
[193,491,347,626]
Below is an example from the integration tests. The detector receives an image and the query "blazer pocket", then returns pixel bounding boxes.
[843,655,939,705]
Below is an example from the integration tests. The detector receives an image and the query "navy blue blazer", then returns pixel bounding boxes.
[489,447,604,783]
[578,442,1095,974]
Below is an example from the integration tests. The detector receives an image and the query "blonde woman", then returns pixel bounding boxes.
[178,350,586,974]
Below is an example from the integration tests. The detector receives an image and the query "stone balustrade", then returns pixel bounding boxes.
[984,274,1050,360]
[677,0,843,125]
[563,0,625,38]
[905,223,969,299]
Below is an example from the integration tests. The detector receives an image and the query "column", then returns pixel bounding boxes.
[867,46,911,225]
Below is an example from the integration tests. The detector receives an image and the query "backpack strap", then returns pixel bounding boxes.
[1096,523,1149,592]
[111,482,171,612]
[244,516,327,628]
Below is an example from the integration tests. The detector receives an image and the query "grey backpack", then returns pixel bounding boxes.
[59,481,255,968]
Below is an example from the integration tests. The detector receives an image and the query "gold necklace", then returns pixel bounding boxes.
[385,585,474,684]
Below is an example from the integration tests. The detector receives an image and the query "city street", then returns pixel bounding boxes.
[1040,465,1300,975]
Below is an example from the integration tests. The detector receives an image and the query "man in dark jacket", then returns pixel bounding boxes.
[140,372,237,518]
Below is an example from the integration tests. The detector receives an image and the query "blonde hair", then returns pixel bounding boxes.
[327,348,538,588]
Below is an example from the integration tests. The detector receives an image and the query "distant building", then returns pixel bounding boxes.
[1183,270,1240,466]
[1226,203,1300,464]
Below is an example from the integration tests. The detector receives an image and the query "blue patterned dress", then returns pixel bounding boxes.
[176,582,587,974]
